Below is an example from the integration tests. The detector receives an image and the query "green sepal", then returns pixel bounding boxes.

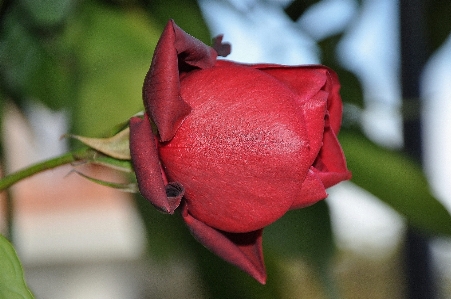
[85,153,133,173]
[73,170,138,193]
[68,126,131,160]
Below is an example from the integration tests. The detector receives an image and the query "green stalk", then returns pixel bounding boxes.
[0,147,93,191]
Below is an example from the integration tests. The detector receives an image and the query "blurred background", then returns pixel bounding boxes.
[1,0,450,298]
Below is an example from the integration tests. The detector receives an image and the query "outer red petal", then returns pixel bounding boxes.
[301,90,328,164]
[313,123,352,188]
[182,205,267,284]
[143,20,218,142]
[250,64,328,103]
[253,65,329,164]
[290,167,327,209]
[129,115,184,213]
[250,64,343,134]
[322,67,342,134]
[254,64,350,188]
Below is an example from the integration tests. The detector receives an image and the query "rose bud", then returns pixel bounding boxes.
[129,20,351,284]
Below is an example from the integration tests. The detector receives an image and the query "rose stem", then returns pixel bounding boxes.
[0,147,93,191]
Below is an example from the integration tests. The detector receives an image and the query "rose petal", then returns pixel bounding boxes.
[253,64,343,133]
[313,124,352,188]
[250,65,339,165]
[182,205,267,284]
[322,67,342,134]
[143,20,218,142]
[290,167,327,210]
[160,64,311,233]
[251,65,327,103]
[301,90,328,164]
[254,64,349,187]
[129,115,184,213]
[212,35,231,57]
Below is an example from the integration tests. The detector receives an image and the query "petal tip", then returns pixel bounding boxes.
[130,115,184,214]
[252,269,267,285]
[212,35,231,57]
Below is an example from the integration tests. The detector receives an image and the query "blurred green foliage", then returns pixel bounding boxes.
[0,0,212,136]
[66,2,160,136]
[340,129,451,236]
[0,4,75,110]
[1,0,451,298]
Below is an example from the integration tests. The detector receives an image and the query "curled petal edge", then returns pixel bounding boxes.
[129,115,184,213]
[212,35,231,57]
[143,20,218,142]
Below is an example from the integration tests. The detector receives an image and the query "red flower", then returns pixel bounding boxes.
[129,20,351,284]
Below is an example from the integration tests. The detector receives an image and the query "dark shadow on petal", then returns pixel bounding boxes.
[165,182,184,212]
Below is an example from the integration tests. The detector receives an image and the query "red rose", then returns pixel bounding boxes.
[129,20,351,284]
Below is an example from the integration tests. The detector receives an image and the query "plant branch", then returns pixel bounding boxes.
[0,147,93,191]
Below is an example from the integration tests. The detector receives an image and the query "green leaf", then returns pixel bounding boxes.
[339,129,451,236]
[68,126,131,160]
[0,235,34,299]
